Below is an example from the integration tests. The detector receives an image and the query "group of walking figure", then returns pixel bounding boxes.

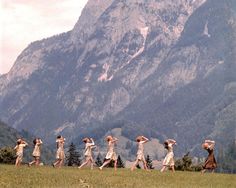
[14,135,217,173]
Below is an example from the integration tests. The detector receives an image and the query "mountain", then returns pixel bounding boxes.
[0,120,24,148]
[0,0,236,159]
[0,120,54,164]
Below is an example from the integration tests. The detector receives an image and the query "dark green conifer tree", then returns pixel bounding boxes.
[136,163,141,169]
[66,142,81,166]
[117,155,125,168]
[95,153,103,167]
[146,154,154,169]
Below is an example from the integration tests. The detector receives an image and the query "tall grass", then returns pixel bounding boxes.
[0,164,235,188]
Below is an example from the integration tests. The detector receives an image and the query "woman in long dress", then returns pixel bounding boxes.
[53,135,65,168]
[78,137,96,169]
[29,138,43,166]
[99,135,118,170]
[201,140,217,173]
[131,136,149,171]
[161,139,177,172]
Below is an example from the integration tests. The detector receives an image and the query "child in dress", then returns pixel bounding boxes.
[161,139,177,172]
[99,135,118,171]
[201,140,217,173]
[14,138,28,167]
[131,136,149,171]
[29,138,43,166]
[53,135,65,168]
[78,137,96,169]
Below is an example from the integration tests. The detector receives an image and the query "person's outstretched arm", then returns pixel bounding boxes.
[90,138,95,146]
[142,136,149,143]
[167,139,177,145]
[205,140,215,149]
[22,140,28,146]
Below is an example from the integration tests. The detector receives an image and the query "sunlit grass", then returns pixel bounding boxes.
[0,164,235,188]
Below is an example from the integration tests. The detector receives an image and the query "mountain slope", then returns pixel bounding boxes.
[0,0,235,158]
[115,0,236,155]
[0,120,54,163]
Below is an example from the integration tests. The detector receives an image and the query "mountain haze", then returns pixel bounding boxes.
[0,0,236,158]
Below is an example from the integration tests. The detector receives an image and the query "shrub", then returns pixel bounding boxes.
[0,147,15,164]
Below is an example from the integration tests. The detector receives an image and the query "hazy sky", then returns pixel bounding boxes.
[0,0,88,74]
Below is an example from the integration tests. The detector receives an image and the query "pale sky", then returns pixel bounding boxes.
[0,0,88,74]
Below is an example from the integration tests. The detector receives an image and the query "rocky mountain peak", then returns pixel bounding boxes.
[72,0,206,45]
[71,0,113,44]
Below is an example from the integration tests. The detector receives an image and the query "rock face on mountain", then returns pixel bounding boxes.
[0,0,236,158]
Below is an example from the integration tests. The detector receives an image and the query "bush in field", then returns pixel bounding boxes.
[117,155,125,168]
[107,159,116,168]
[175,152,202,171]
[175,152,191,171]
[191,164,203,172]
[182,152,192,171]
[66,142,81,166]
[145,155,154,169]
[95,153,103,167]
[136,164,141,169]
[0,147,15,164]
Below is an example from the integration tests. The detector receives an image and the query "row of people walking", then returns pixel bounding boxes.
[14,135,217,173]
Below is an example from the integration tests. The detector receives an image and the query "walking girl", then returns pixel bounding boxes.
[53,135,66,168]
[161,139,177,172]
[99,135,118,170]
[29,138,43,166]
[201,140,217,173]
[131,136,149,171]
[78,137,96,169]
[14,138,28,167]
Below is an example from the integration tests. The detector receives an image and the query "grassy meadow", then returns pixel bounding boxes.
[0,164,235,188]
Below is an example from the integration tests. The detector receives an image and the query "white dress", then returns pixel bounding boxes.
[56,139,65,160]
[163,143,175,166]
[32,140,42,157]
[15,143,27,160]
[84,141,95,160]
[105,141,117,160]
[136,141,145,161]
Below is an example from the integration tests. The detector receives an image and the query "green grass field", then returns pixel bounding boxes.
[0,165,235,188]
